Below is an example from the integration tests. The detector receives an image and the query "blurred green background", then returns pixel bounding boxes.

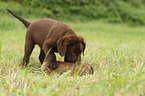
[0,0,145,24]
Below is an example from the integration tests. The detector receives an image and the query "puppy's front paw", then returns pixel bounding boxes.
[48,62,59,70]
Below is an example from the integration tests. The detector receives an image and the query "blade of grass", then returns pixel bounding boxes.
[128,62,145,90]
[0,41,2,59]
[41,47,52,72]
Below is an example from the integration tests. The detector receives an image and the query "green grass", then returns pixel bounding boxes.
[0,15,145,96]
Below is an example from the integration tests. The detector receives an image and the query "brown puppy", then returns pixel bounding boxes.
[7,9,86,69]
[41,62,94,76]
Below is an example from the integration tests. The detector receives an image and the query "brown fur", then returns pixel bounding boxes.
[7,9,86,69]
[41,62,94,76]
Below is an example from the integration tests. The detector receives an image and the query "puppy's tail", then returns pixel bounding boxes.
[7,9,30,28]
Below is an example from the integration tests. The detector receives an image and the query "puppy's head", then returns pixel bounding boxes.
[57,35,86,63]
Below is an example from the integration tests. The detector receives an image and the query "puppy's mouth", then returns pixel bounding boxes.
[70,60,80,64]
[70,61,76,63]
[65,57,78,63]
[66,59,77,63]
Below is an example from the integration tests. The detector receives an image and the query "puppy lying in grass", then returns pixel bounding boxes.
[41,61,94,76]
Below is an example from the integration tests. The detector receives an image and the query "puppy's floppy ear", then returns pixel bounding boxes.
[57,37,69,56]
[82,39,86,56]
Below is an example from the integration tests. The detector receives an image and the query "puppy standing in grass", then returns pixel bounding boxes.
[7,9,86,69]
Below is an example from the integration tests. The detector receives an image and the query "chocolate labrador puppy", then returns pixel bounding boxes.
[7,9,86,69]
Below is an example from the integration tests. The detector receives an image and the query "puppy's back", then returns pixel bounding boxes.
[26,19,58,47]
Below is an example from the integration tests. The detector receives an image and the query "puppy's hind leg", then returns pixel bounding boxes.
[22,40,35,67]
[39,49,46,64]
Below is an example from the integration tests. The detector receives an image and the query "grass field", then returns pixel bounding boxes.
[0,16,145,96]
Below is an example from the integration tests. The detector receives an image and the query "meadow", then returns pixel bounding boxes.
[0,15,145,96]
